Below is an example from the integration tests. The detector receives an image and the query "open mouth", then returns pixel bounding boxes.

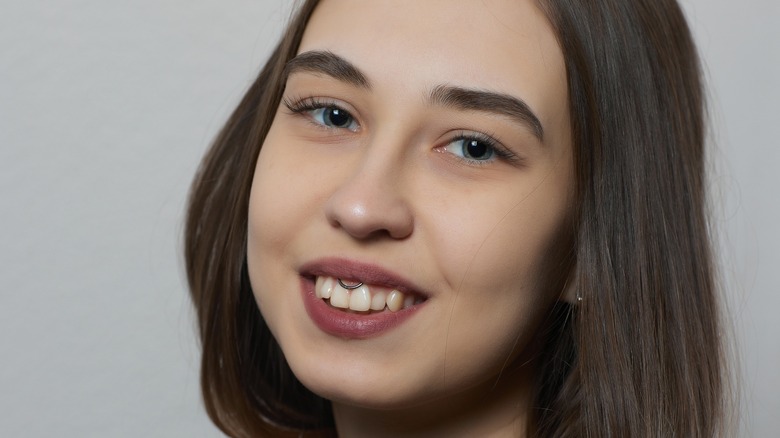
[314,275,426,313]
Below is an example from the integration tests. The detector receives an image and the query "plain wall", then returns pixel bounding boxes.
[1,1,777,436]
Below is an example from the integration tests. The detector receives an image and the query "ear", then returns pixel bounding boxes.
[559,261,579,304]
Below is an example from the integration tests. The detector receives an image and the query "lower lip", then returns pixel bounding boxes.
[300,277,423,339]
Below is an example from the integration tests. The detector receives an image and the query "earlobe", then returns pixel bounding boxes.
[561,283,579,304]
[559,265,580,304]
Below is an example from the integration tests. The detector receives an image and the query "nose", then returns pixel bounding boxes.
[324,155,414,240]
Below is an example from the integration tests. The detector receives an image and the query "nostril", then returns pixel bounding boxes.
[323,168,414,240]
[326,198,413,240]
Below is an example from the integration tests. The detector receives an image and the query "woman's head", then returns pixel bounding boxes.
[185,0,723,436]
[249,0,574,416]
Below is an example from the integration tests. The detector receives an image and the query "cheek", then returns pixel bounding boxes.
[433,174,571,296]
[429,174,572,377]
[246,126,320,316]
[250,140,312,242]
[247,120,332,257]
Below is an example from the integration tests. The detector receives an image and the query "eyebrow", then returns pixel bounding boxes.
[284,50,544,141]
[284,50,370,88]
[429,85,544,141]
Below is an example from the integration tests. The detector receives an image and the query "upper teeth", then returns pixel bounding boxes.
[315,276,421,312]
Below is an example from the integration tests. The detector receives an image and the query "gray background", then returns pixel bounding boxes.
[1,1,776,436]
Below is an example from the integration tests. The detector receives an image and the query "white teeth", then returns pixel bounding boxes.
[349,284,371,311]
[370,290,387,311]
[321,277,335,299]
[315,276,423,312]
[386,290,404,312]
[329,282,350,309]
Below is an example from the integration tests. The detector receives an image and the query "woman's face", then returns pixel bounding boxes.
[248,0,572,410]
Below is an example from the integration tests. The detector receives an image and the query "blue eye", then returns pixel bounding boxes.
[309,106,358,131]
[444,137,496,162]
[283,97,361,132]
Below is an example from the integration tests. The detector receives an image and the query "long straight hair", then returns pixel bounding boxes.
[535,0,726,435]
[184,1,726,436]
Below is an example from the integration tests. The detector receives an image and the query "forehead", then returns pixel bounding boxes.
[297,0,568,143]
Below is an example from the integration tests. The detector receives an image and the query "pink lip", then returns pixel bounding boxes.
[299,257,428,339]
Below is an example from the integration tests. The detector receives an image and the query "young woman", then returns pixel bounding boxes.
[185,0,727,436]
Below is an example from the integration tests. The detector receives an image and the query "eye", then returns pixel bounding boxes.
[439,132,523,167]
[283,97,360,133]
[309,106,359,131]
[443,136,497,162]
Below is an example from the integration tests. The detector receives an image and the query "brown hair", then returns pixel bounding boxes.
[184,1,726,436]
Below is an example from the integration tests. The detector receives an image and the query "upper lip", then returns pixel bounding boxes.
[299,257,429,297]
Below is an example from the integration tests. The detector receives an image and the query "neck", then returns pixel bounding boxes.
[331,365,535,438]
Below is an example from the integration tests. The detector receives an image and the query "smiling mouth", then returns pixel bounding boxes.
[315,275,426,313]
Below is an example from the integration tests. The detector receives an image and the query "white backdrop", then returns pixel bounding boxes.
[1,1,776,436]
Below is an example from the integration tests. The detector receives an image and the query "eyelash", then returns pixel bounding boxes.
[447,131,522,167]
[282,96,522,167]
[283,96,356,125]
